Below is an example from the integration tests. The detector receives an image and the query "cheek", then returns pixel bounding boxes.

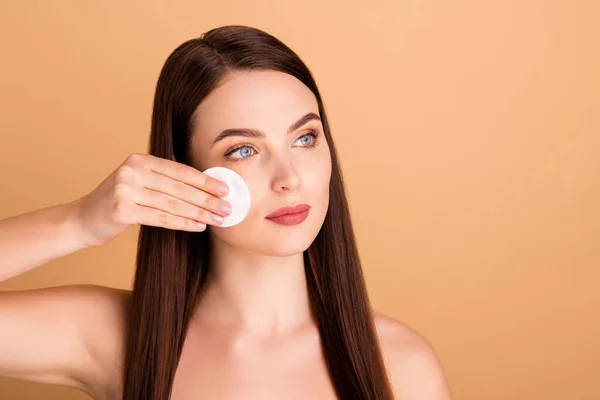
[239,176,267,218]
[316,155,332,189]
[319,168,331,194]
[310,160,332,209]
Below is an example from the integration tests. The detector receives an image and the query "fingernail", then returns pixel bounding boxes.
[219,202,232,214]
[217,184,229,195]
[212,214,224,224]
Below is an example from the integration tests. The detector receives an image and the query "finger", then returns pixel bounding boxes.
[146,156,230,197]
[141,167,232,217]
[134,203,207,232]
[132,186,226,226]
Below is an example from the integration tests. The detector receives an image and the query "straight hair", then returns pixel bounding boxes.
[122,25,395,400]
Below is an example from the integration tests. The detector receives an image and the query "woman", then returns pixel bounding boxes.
[0,25,452,399]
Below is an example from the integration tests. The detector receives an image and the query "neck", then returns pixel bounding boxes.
[195,233,313,336]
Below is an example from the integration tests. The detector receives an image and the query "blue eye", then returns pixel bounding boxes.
[224,131,320,161]
[225,145,256,160]
[297,134,313,146]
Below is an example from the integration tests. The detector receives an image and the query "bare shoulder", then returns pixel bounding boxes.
[34,284,131,399]
[374,312,453,400]
[0,284,131,400]
[42,284,131,399]
[76,284,131,399]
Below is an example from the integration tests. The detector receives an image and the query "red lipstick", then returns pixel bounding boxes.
[265,204,311,226]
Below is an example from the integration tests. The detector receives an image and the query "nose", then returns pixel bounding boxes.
[270,156,302,193]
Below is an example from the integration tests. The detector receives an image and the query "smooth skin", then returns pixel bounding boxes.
[0,70,452,399]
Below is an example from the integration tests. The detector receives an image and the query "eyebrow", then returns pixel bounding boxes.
[211,112,321,146]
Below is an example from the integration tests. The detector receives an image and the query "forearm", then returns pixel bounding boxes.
[0,200,88,282]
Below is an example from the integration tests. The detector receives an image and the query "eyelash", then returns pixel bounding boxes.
[224,131,321,162]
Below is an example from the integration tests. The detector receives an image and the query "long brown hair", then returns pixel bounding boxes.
[123,25,395,400]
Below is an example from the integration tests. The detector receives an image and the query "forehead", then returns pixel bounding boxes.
[192,70,319,141]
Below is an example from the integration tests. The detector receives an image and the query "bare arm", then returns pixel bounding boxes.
[0,202,126,397]
[0,153,233,397]
[1,153,233,283]
[1,153,233,284]
[0,199,89,282]
[0,284,128,399]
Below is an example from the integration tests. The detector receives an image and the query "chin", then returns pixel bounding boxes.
[259,235,315,257]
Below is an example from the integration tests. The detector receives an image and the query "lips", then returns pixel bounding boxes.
[266,204,311,218]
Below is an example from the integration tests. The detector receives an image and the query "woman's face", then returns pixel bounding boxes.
[190,70,332,256]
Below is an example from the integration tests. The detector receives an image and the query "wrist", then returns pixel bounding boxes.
[62,198,95,250]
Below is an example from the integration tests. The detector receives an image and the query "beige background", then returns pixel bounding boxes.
[1,1,599,399]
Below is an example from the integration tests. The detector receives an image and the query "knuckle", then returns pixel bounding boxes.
[203,193,214,208]
[206,194,220,211]
[158,212,169,226]
[186,218,199,230]
[127,152,144,163]
[112,182,129,200]
[124,153,139,166]
[175,163,188,180]
[126,153,150,171]
[172,181,185,197]
[115,165,135,183]
[166,197,179,212]
[196,207,209,221]
[201,173,211,188]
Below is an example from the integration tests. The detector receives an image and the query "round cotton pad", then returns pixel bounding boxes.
[202,167,251,228]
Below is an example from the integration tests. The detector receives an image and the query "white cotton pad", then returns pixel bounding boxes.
[202,166,251,228]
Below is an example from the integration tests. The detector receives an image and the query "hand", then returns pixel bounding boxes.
[70,153,232,248]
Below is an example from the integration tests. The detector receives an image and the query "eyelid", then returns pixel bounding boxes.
[224,142,256,157]
[224,130,319,159]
